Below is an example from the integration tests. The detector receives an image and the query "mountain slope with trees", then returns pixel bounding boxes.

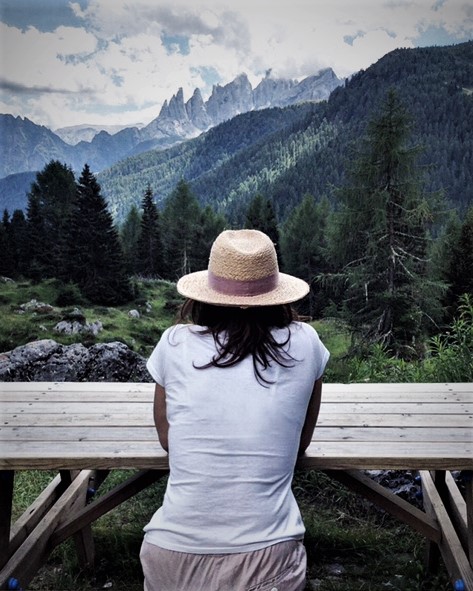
[97,41,473,223]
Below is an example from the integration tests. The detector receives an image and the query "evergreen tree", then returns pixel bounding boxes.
[62,164,132,305]
[162,180,201,280]
[0,210,15,277]
[25,194,47,282]
[444,206,473,316]
[193,206,227,271]
[120,204,142,275]
[244,194,280,253]
[332,90,441,355]
[136,186,163,277]
[9,210,28,276]
[26,160,76,277]
[281,195,331,317]
[427,212,461,325]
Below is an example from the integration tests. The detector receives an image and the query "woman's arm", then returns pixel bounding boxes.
[153,383,169,452]
[298,377,323,457]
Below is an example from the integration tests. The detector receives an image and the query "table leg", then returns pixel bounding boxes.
[59,471,96,568]
[424,471,445,574]
[0,472,14,570]
[465,473,473,568]
[420,470,473,590]
[0,470,94,591]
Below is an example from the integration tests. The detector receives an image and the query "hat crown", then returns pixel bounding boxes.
[176,228,309,307]
[209,230,278,282]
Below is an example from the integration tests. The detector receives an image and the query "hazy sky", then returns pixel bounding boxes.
[1,0,472,130]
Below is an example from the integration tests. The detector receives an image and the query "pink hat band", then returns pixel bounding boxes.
[208,270,278,297]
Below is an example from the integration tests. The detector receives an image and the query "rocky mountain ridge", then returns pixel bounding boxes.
[0,68,342,183]
[141,68,341,143]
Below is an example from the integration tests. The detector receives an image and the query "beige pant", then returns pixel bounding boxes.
[140,539,307,591]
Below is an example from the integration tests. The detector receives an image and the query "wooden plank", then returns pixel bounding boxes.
[2,389,471,403]
[0,382,155,393]
[0,391,154,403]
[2,401,153,414]
[1,426,470,444]
[9,474,62,558]
[1,441,470,471]
[1,382,471,400]
[420,470,473,590]
[58,471,95,568]
[3,400,471,415]
[324,470,440,542]
[2,381,471,392]
[1,440,469,457]
[3,411,472,428]
[0,470,93,591]
[445,471,468,552]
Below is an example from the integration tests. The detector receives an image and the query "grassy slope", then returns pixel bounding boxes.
[0,278,178,357]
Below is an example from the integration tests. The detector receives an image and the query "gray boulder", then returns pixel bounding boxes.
[0,339,151,382]
[54,319,103,336]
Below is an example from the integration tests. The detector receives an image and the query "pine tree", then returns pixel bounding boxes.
[62,164,132,305]
[244,194,280,253]
[25,194,47,282]
[427,212,461,326]
[281,195,331,317]
[9,210,28,276]
[0,210,15,277]
[136,186,163,277]
[120,204,142,275]
[25,160,76,277]
[332,90,441,355]
[162,180,201,280]
[193,206,227,271]
[445,206,473,316]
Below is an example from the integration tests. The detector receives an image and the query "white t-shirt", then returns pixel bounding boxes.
[144,321,329,554]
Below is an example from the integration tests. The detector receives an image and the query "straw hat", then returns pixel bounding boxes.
[177,229,309,307]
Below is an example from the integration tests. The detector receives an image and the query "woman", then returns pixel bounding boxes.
[141,229,330,591]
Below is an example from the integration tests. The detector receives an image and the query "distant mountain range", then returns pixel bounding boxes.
[0,68,342,181]
[54,123,146,145]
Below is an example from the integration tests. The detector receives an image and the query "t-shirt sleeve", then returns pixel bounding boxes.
[146,327,171,385]
[305,323,330,381]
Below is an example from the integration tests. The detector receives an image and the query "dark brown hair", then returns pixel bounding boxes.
[178,299,299,385]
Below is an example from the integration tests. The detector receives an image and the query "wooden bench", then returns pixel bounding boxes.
[0,382,472,590]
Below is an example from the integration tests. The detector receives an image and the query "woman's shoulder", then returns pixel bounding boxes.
[290,320,317,337]
[162,323,211,343]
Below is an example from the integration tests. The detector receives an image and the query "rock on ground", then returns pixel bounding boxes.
[0,339,151,382]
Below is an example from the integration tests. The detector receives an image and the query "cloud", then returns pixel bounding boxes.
[0,78,84,94]
[1,0,472,129]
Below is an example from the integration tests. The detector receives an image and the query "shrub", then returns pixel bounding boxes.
[55,282,85,307]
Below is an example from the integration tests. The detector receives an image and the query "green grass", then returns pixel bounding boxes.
[312,318,352,382]
[0,278,180,357]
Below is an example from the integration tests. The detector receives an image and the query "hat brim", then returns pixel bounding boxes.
[177,271,310,307]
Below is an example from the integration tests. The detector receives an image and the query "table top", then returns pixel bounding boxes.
[1,382,472,471]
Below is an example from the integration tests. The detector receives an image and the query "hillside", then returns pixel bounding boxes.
[99,41,473,223]
[98,103,320,220]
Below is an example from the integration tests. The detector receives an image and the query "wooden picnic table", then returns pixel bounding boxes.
[0,381,472,590]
